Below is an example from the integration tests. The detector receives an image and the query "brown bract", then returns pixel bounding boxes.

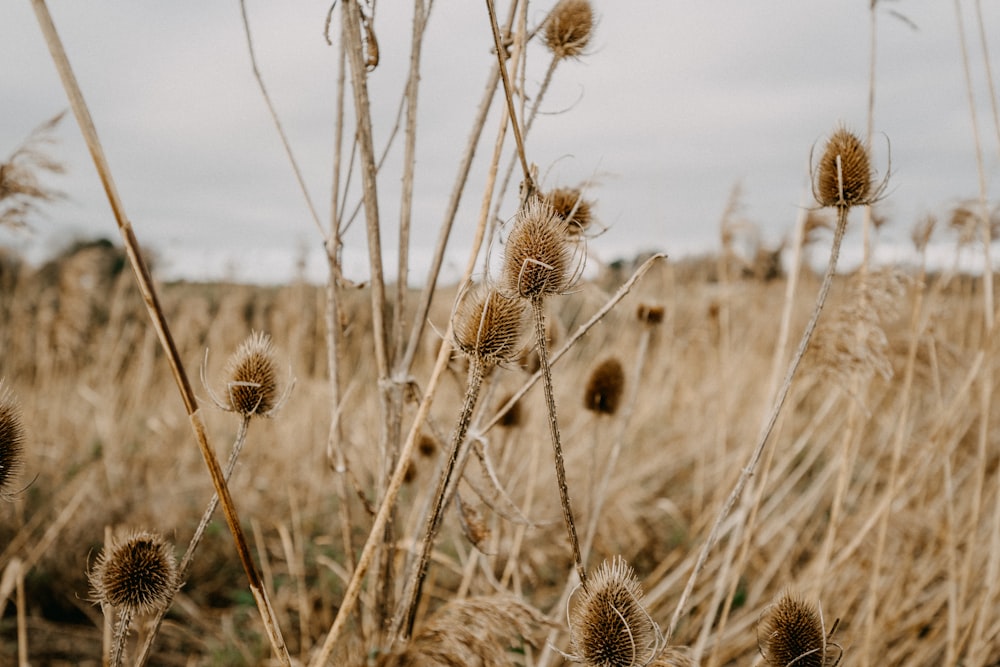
[90,531,178,615]
[501,198,579,299]
[815,126,872,208]
[545,0,595,60]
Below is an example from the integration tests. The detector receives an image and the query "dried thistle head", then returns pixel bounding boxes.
[452,285,526,367]
[813,125,874,208]
[569,556,663,666]
[89,530,178,615]
[224,331,279,416]
[501,198,582,300]
[757,592,841,667]
[545,0,595,60]
[497,392,523,428]
[584,357,626,416]
[636,303,665,325]
[0,381,25,498]
[545,187,594,235]
[417,433,438,458]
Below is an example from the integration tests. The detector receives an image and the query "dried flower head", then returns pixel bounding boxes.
[545,0,595,59]
[814,126,873,208]
[453,285,526,366]
[569,556,663,666]
[584,357,626,416]
[545,187,594,234]
[497,392,523,428]
[0,381,25,498]
[222,331,280,417]
[636,303,665,325]
[501,198,582,300]
[758,592,841,667]
[90,530,178,615]
[417,433,438,458]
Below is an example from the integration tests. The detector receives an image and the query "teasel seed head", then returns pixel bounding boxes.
[584,357,626,416]
[501,198,581,300]
[223,331,280,417]
[545,0,595,60]
[569,556,663,666]
[498,392,523,428]
[0,381,25,498]
[636,303,665,325]
[758,592,841,667]
[544,187,594,234]
[417,433,438,458]
[90,530,178,615]
[452,285,526,367]
[814,125,873,208]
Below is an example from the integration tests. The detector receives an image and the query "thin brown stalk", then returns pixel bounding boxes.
[666,205,850,640]
[15,559,26,667]
[29,3,290,663]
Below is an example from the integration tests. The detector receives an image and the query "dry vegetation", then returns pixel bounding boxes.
[5,0,1000,666]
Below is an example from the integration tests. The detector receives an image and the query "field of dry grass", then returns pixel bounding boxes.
[2,236,1000,665]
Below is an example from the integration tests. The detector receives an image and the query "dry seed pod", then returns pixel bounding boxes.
[223,331,280,417]
[814,126,873,208]
[453,285,526,366]
[501,198,580,299]
[545,0,595,59]
[569,556,662,666]
[545,187,594,234]
[90,530,178,615]
[757,592,842,667]
[584,357,626,416]
[0,381,24,498]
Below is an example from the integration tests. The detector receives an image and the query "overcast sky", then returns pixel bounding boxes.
[2,1,999,283]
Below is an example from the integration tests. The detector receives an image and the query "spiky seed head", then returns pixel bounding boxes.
[636,303,665,325]
[545,187,593,234]
[545,0,594,59]
[0,382,24,498]
[501,198,579,299]
[584,357,626,416]
[90,530,178,615]
[758,592,831,667]
[453,286,525,366]
[815,126,872,208]
[224,331,279,417]
[417,433,438,458]
[571,556,657,667]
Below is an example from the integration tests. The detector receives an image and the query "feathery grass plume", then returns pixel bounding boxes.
[545,0,595,60]
[813,125,873,209]
[911,213,937,253]
[0,112,65,231]
[378,596,543,667]
[501,197,581,300]
[567,556,663,666]
[0,382,24,499]
[90,530,178,667]
[545,186,594,235]
[221,330,281,417]
[453,285,526,367]
[584,357,626,416]
[636,303,665,325]
[757,592,841,667]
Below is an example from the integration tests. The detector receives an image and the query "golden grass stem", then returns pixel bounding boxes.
[28,4,290,663]
[666,205,850,641]
[15,558,26,667]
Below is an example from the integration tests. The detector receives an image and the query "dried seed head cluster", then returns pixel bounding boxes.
[90,530,178,615]
[224,331,280,417]
[452,286,525,366]
[584,357,626,416]
[545,0,595,59]
[545,187,594,234]
[501,198,580,299]
[814,126,873,208]
[570,556,661,667]
[758,592,841,667]
[0,382,24,497]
